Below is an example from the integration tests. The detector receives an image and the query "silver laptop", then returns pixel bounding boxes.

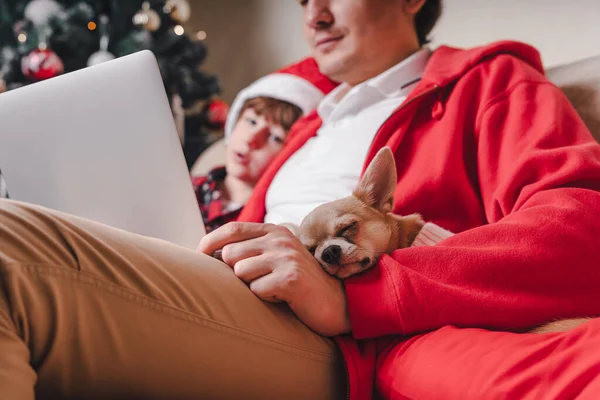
[0,50,206,249]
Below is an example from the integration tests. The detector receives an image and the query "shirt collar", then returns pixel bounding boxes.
[317,47,432,123]
[367,47,431,96]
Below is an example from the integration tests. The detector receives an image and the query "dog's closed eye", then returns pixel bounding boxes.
[336,221,358,238]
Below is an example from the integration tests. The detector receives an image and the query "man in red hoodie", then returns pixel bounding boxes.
[199,0,600,398]
[2,1,600,400]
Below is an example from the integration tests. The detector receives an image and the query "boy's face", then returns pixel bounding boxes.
[226,108,288,185]
[299,0,425,86]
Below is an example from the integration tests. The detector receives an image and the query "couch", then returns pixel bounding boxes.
[190,54,600,177]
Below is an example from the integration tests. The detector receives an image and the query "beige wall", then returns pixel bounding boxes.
[185,0,307,104]
[429,0,600,68]
[187,0,600,104]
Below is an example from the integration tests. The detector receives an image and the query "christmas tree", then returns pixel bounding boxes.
[0,0,229,173]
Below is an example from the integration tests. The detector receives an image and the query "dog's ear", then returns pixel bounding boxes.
[353,147,397,213]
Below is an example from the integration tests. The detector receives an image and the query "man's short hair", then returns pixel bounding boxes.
[239,97,303,133]
[415,0,442,46]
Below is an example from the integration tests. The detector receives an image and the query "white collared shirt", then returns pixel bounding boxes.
[264,48,431,226]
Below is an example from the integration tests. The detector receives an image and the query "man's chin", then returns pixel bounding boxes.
[313,54,351,83]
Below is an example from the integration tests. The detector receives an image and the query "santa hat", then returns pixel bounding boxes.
[224,58,338,141]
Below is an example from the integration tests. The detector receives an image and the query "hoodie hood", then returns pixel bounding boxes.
[422,40,545,88]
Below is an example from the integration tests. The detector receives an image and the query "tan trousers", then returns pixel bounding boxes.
[0,199,346,400]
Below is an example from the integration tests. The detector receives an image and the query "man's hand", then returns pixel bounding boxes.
[197,222,351,337]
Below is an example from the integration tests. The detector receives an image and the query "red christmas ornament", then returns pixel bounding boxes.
[206,99,229,130]
[21,48,64,81]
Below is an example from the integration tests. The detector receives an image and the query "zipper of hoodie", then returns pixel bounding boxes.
[340,83,440,400]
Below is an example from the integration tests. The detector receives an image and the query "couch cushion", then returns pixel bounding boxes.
[190,138,226,177]
[546,55,600,142]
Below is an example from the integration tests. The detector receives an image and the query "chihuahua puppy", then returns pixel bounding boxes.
[290,146,594,334]
[294,147,424,279]
[208,146,593,334]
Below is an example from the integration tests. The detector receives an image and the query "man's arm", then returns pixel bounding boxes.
[345,80,600,338]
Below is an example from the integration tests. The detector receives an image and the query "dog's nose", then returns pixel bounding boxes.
[322,245,342,265]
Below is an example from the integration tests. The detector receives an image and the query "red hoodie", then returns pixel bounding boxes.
[238,41,600,399]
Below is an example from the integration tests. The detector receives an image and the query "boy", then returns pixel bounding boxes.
[192,58,337,232]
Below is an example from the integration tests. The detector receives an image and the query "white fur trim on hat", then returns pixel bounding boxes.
[224,73,325,141]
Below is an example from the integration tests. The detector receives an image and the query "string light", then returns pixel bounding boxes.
[17,33,27,43]
[174,25,185,36]
[88,21,97,31]
[196,30,207,40]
